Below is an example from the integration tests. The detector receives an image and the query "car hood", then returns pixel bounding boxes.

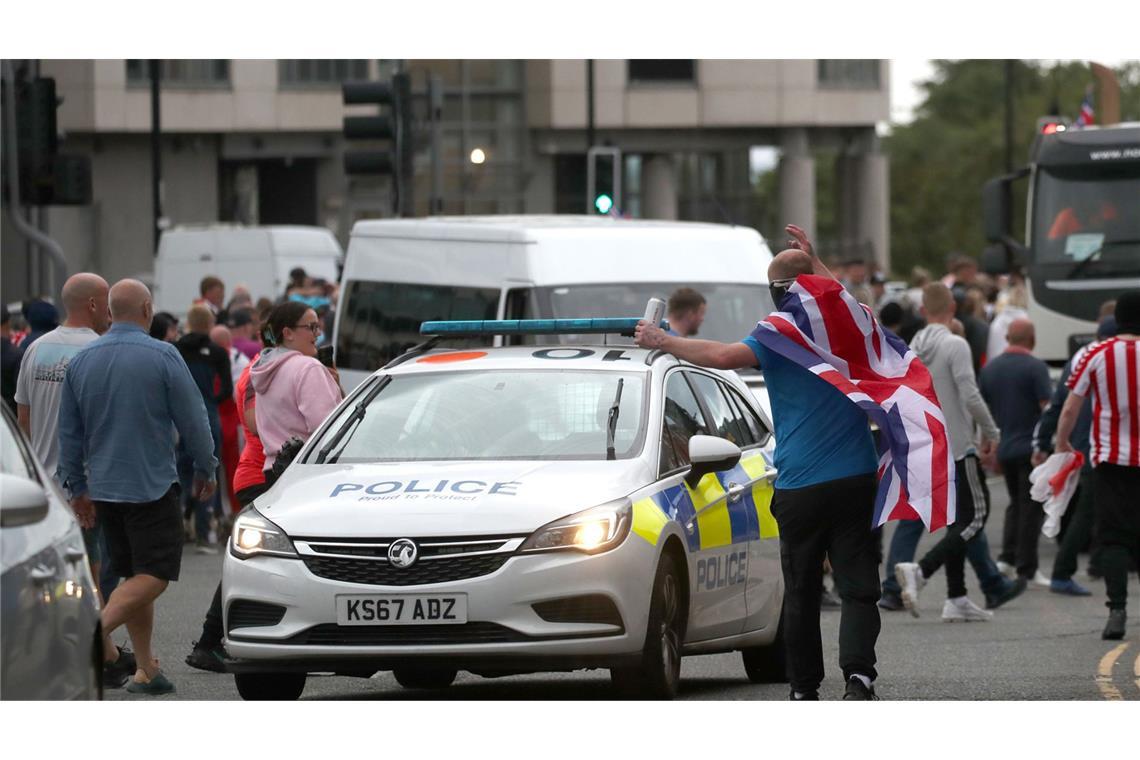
[253,459,650,538]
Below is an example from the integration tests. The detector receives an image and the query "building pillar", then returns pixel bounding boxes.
[779,128,815,242]
[853,130,890,272]
[642,153,677,220]
[835,151,859,260]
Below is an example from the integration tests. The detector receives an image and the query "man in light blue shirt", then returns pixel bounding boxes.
[58,279,217,695]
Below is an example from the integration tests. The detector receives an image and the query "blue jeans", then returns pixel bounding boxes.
[881,519,1006,597]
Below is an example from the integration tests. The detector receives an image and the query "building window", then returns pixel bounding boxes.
[279,60,370,87]
[628,60,695,85]
[817,60,881,89]
[126,60,230,88]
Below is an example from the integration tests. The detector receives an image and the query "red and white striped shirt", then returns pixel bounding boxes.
[1067,337,1140,467]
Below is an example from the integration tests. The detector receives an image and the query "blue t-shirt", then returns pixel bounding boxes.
[742,337,878,490]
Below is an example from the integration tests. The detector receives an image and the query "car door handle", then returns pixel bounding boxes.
[726,482,745,503]
[29,566,56,583]
[763,468,778,483]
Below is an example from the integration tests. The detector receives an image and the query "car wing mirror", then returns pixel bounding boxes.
[685,435,742,488]
[0,473,50,528]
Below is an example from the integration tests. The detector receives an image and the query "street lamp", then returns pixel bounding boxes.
[470,147,487,165]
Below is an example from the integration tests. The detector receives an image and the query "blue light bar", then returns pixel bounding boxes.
[420,317,665,337]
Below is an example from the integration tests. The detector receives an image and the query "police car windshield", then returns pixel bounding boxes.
[523,283,774,346]
[312,370,646,462]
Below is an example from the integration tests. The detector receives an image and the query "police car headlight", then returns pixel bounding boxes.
[230,507,298,560]
[519,500,632,555]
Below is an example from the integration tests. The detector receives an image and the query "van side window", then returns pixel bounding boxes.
[659,372,710,476]
[503,287,541,346]
[336,281,499,371]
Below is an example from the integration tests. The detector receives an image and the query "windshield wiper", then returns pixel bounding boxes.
[605,378,625,461]
[315,375,392,464]
[1066,238,1140,280]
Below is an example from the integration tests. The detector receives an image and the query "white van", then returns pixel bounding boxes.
[333,215,775,402]
[154,225,343,317]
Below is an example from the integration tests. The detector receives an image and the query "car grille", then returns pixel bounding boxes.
[279,622,529,646]
[301,553,511,586]
[227,599,287,632]
[532,595,624,629]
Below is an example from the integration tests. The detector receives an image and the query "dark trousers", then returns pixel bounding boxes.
[918,456,987,599]
[1093,464,1140,611]
[999,457,1044,579]
[1052,468,1099,581]
[199,480,271,649]
[770,473,880,693]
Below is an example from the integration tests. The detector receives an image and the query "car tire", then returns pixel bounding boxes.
[610,552,684,700]
[233,672,307,701]
[392,667,458,689]
[741,611,787,683]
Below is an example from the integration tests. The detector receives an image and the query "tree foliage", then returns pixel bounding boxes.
[885,59,1140,277]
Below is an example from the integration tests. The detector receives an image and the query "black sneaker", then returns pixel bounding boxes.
[1102,609,1126,641]
[103,646,136,689]
[985,576,1027,610]
[185,641,230,673]
[877,592,905,611]
[789,689,819,700]
[843,676,878,700]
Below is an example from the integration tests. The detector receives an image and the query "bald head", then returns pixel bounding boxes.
[1006,318,1035,349]
[109,279,154,329]
[209,325,232,350]
[768,249,814,281]
[61,273,110,333]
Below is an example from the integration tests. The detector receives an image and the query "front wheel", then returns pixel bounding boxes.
[611,553,684,699]
[741,611,787,683]
[392,667,458,689]
[234,672,307,701]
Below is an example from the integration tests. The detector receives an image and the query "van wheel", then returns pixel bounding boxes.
[741,612,787,683]
[234,672,306,701]
[392,667,457,689]
[610,553,683,699]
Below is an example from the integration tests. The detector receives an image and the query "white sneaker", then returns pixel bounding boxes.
[996,561,1016,579]
[894,562,926,618]
[195,542,218,556]
[1031,570,1051,588]
[941,596,994,622]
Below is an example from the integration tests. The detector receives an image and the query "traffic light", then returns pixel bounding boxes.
[587,146,621,215]
[342,72,413,216]
[3,75,91,206]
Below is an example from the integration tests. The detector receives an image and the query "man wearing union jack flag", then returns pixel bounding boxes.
[636,224,955,700]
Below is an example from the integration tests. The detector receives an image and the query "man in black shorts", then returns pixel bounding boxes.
[58,280,217,695]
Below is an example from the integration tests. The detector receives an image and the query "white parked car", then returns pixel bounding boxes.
[1,405,101,700]
[223,319,786,700]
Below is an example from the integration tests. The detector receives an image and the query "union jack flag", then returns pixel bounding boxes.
[1076,87,1095,127]
[748,275,956,530]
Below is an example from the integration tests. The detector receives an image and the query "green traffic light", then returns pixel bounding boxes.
[594,194,613,214]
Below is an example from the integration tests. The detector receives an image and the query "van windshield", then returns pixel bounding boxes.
[512,283,775,345]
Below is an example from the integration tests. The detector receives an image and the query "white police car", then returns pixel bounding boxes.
[222,317,786,700]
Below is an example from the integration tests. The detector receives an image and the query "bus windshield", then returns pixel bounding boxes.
[1033,168,1140,276]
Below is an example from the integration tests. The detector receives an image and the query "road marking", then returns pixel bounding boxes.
[1096,643,1128,700]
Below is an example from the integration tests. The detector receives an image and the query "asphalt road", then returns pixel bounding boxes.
[107,474,1140,701]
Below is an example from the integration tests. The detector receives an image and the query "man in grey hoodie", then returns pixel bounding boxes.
[895,283,1012,621]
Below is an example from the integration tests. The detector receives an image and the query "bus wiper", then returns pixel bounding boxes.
[1066,238,1140,280]
[605,378,625,461]
[315,375,392,464]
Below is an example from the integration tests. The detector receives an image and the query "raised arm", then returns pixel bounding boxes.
[785,224,837,282]
[634,323,758,370]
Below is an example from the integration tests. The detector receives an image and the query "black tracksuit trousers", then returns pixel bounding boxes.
[770,472,880,694]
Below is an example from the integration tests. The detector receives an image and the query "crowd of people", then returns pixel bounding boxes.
[2,268,344,694]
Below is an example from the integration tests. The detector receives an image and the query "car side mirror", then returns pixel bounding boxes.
[685,435,742,488]
[0,473,50,528]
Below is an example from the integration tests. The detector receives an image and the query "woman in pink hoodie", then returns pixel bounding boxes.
[250,301,343,477]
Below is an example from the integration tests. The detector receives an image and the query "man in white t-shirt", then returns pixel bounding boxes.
[15,273,111,581]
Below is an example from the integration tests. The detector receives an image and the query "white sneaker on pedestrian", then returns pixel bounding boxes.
[894,562,926,618]
[1031,570,1051,588]
[195,542,218,556]
[996,561,1016,579]
[941,596,993,622]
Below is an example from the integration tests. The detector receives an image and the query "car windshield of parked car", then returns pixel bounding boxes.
[312,370,646,462]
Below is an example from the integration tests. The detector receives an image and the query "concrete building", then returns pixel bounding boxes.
[2,59,889,305]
